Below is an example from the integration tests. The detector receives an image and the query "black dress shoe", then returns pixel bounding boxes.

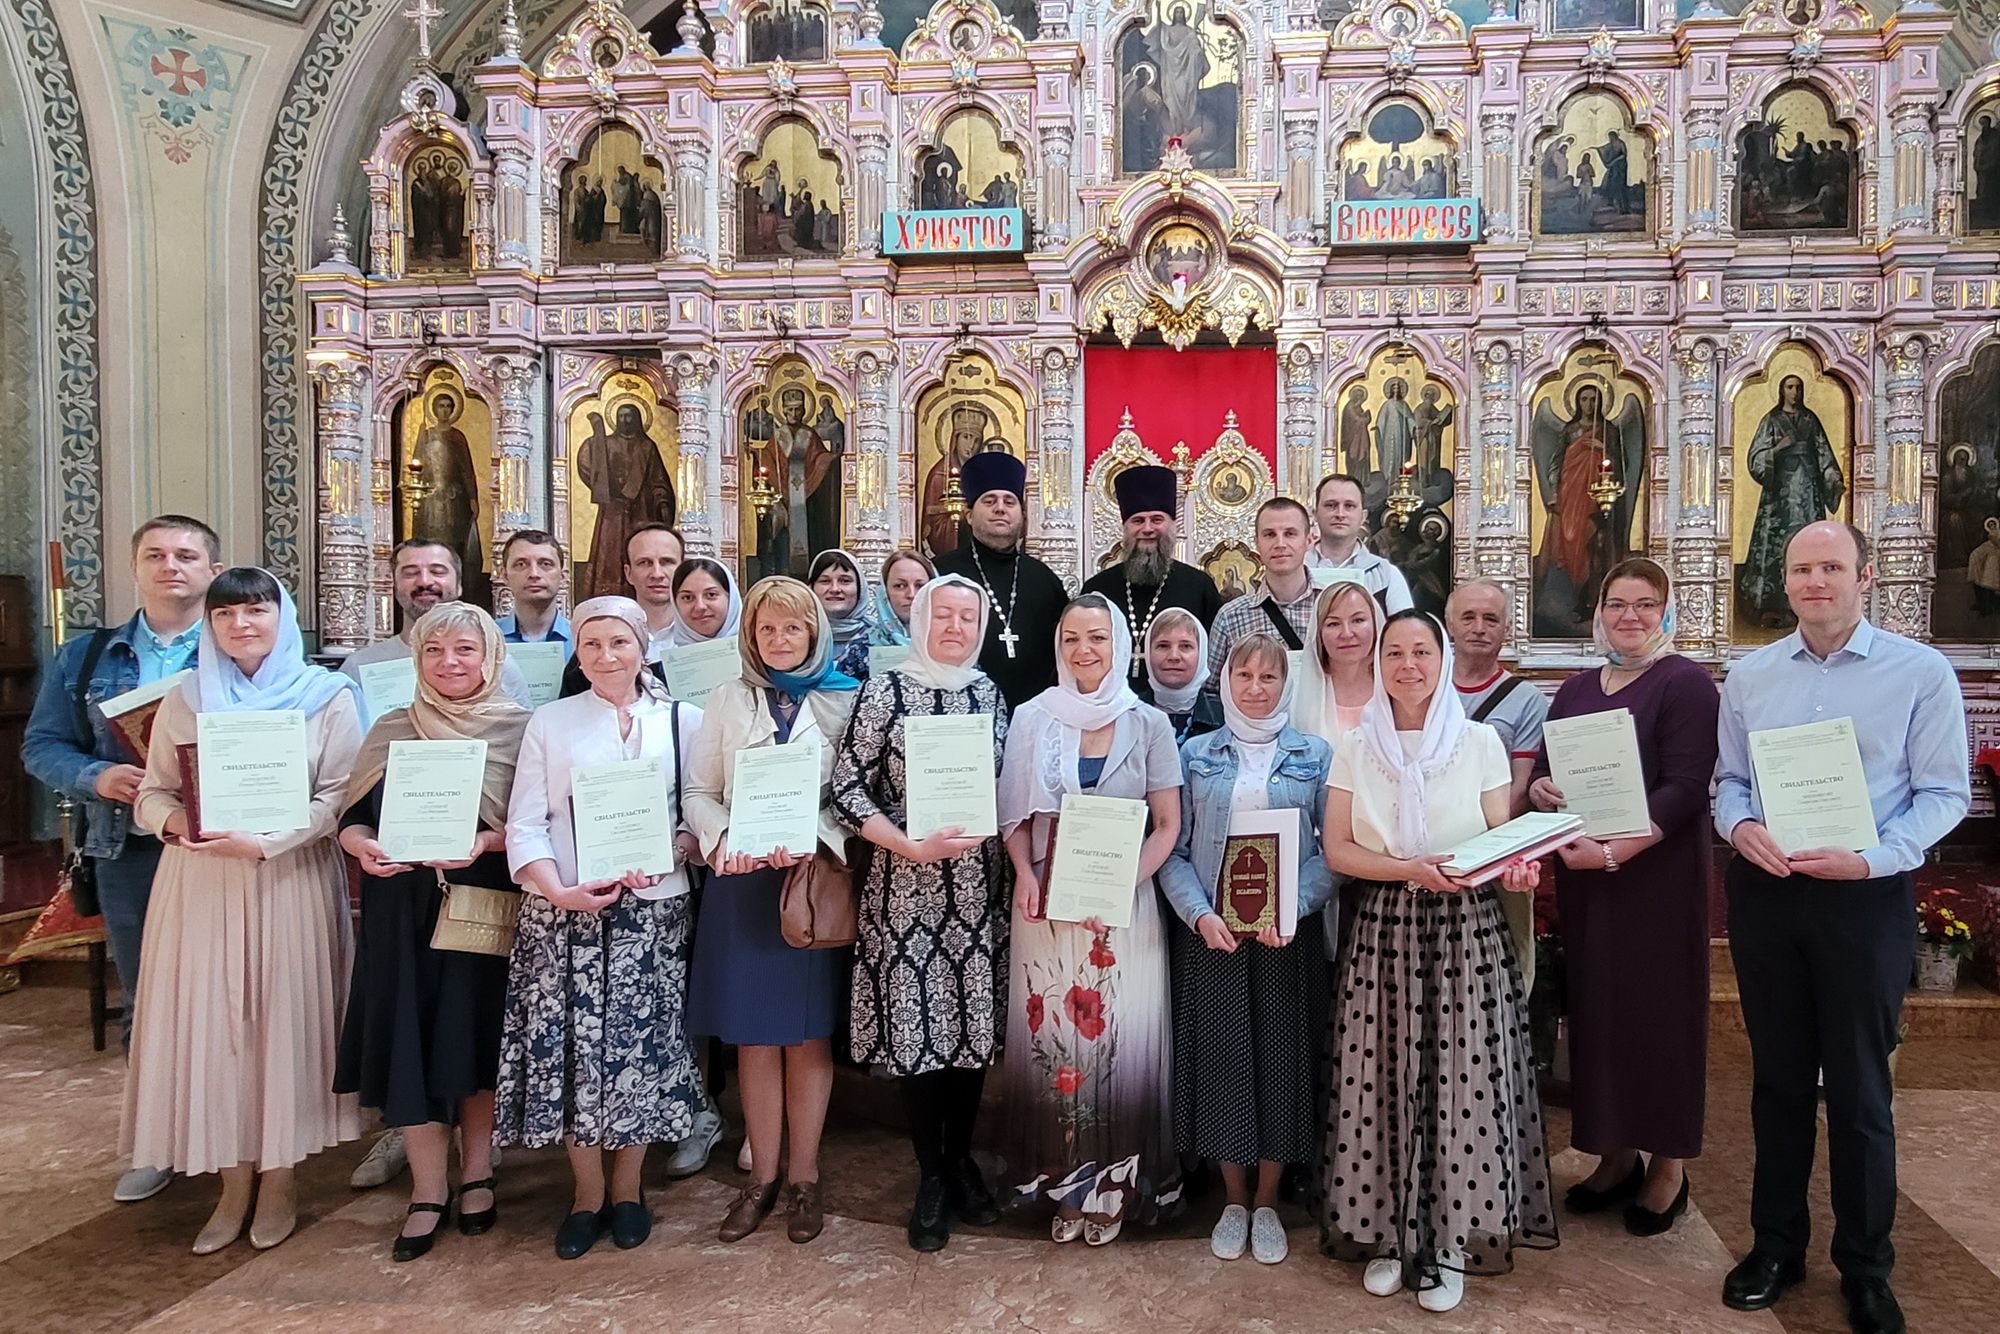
[1565,1157,1646,1214]
[1623,1173,1690,1238]
[456,1177,497,1236]
[555,1205,610,1260]
[1840,1277,1906,1334]
[907,1176,950,1252]
[945,1157,1001,1226]
[1722,1250,1806,1311]
[610,1197,652,1250]
[393,1201,449,1262]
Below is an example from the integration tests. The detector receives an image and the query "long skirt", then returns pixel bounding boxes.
[1319,882,1558,1292]
[688,865,844,1046]
[493,890,701,1150]
[1171,911,1328,1166]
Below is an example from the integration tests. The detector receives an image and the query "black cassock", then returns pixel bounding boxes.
[1081,560,1226,682]
[935,537,1070,712]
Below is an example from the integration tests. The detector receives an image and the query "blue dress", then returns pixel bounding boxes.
[686,691,847,1046]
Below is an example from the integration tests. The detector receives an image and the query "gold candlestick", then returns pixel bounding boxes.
[1386,461,1421,528]
[748,462,778,517]
[1588,453,1624,513]
[944,465,967,524]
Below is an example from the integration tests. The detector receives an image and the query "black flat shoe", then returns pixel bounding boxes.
[555,1205,610,1260]
[456,1177,497,1236]
[610,1197,652,1249]
[945,1157,1000,1226]
[1840,1277,1906,1334]
[1623,1173,1690,1237]
[907,1175,950,1252]
[1722,1250,1806,1311]
[393,1201,448,1263]
[1564,1157,1645,1214]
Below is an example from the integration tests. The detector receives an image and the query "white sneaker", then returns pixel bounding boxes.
[1249,1207,1288,1264]
[663,1108,722,1178]
[1418,1257,1465,1313]
[1363,1257,1406,1296]
[113,1165,174,1203]
[1210,1204,1249,1260]
[349,1128,407,1189]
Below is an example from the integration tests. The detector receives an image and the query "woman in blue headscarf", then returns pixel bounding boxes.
[684,576,860,1245]
[123,569,364,1256]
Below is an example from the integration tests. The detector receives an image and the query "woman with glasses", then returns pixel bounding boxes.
[1528,558,1720,1237]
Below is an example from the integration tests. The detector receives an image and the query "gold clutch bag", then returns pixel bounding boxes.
[429,874,520,957]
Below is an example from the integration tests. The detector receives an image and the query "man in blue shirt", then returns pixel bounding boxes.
[1714,521,1968,1334]
[493,528,572,645]
[23,514,222,1203]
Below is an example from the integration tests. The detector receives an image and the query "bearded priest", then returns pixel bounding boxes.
[1081,464,1224,683]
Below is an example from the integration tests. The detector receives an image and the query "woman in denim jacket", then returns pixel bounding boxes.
[1158,632,1334,1267]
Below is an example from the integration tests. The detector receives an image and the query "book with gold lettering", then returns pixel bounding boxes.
[1219,833,1279,937]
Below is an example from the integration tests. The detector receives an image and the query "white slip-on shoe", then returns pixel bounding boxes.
[1418,1258,1465,1313]
[113,1165,174,1203]
[1210,1204,1249,1260]
[1363,1257,1406,1296]
[349,1128,408,1189]
[1249,1207,1288,1264]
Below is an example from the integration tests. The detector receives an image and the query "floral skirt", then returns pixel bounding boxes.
[1319,881,1558,1291]
[494,890,700,1150]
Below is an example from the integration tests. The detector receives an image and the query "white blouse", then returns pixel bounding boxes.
[504,689,705,900]
[1228,737,1278,813]
[1328,723,1510,857]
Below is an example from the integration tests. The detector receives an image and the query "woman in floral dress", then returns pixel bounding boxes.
[831,575,1010,1253]
[997,594,1184,1246]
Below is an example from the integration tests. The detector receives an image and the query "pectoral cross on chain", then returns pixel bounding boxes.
[998,624,1020,658]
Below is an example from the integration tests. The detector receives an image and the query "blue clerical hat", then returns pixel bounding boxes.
[1113,464,1178,520]
[959,449,1025,503]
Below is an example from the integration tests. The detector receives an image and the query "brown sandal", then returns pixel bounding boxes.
[718,1178,781,1243]
[785,1180,824,1243]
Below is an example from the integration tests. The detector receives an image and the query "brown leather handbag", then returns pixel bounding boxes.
[780,838,859,949]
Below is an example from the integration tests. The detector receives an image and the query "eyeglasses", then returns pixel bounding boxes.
[1602,599,1664,616]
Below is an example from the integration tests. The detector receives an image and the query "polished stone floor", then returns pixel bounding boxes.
[3,984,1998,1333]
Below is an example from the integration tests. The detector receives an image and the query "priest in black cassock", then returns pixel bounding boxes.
[1081,463,1224,683]
[933,450,1069,710]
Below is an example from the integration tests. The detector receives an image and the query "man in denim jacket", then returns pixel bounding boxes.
[22,515,220,1201]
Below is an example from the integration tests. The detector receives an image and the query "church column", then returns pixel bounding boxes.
[1282,342,1322,495]
[313,358,373,647]
[1281,117,1318,244]
[834,343,898,571]
[1670,334,1725,654]
[1890,99,1935,235]
[1480,109,1517,242]
[857,132,889,257]
[670,350,721,557]
[1038,123,1075,249]
[480,352,540,609]
[1034,344,1081,586]
[494,144,533,269]
[670,137,709,261]
[1933,131,1962,236]
[1475,338,1525,616]
[1875,330,1935,637]
[1684,105,1724,239]
[369,173,394,276]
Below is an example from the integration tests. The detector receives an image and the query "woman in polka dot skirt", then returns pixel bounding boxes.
[1317,611,1560,1313]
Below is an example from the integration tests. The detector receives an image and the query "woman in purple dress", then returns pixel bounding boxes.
[1529,558,1720,1237]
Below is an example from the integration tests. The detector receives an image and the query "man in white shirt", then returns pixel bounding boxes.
[1304,473,1414,613]
[1446,577,1549,990]
[1207,498,1320,683]
[625,522,684,662]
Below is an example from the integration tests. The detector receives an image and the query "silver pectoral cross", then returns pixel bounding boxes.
[998,624,1020,658]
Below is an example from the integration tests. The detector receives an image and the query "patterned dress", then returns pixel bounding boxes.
[831,671,1010,1076]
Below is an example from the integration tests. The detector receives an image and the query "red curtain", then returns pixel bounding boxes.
[1082,345,1278,472]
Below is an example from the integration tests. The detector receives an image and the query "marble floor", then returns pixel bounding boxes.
[2,985,1998,1333]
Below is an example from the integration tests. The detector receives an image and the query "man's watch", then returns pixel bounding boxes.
[1600,842,1620,873]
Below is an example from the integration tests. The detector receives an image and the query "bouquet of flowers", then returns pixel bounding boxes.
[1918,891,1977,962]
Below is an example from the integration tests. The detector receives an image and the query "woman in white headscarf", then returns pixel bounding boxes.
[1158,632,1335,1266]
[996,592,1183,1247]
[663,558,742,649]
[1292,576,1383,750]
[497,596,705,1262]
[829,573,1010,1255]
[125,569,364,1254]
[1136,605,1221,741]
[1318,610,1559,1314]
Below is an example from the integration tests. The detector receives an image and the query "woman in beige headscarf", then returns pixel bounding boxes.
[336,602,529,1263]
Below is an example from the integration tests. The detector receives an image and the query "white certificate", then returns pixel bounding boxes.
[1226,806,1301,937]
[904,712,997,839]
[1541,708,1652,839]
[357,657,418,724]
[661,635,741,706]
[571,758,677,881]
[1749,717,1881,855]
[727,740,821,860]
[509,641,568,708]
[868,644,912,676]
[375,739,488,863]
[195,709,311,835]
[1043,794,1148,930]
[1441,811,1584,883]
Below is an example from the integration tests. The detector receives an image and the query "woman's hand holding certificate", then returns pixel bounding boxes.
[376,739,488,864]
[1541,709,1651,838]
[1042,794,1148,931]
[727,740,820,862]
[904,714,997,839]
[571,758,677,883]
[195,709,311,837]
